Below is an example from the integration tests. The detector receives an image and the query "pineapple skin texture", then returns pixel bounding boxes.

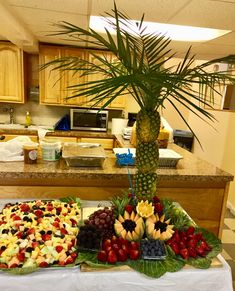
[134,109,161,200]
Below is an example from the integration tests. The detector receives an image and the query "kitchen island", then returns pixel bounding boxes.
[0,130,233,238]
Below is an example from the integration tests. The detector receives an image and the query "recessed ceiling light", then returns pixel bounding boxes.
[90,16,230,42]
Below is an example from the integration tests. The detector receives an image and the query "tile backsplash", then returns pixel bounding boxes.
[0,101,124,130]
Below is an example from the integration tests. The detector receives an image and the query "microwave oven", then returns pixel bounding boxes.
[70,108,109,132]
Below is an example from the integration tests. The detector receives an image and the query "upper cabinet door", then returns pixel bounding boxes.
[87,50,126,109]
[39,45,63,105]
[0,43,24,103]
[63,48,87,106]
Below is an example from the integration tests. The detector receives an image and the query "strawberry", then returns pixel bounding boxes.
[65,256,74,265]
[178,241,186,249]
[39,262,49,268]
[97,250,107,262]
[117,249,128,262]
[70,252,77,260]
[0,263,7,268]
[102,239,112,249]
[129,249,140,260]
[199,241,212,251]
[20,203,30,213]
[172,231,180,243]
[196,246,206,257]
[112,243,120,253]
[130,241,139,250]
[56,207,62,213]
[107,250,117,264]
[32,241,39,249]
[42,234,51,241]
[111,235,118,244]
[52,221,60,228]
[104,246,112,253]
[27,228,35,235]
[9,263,19,268]
[179,248,189,260]
[124,204,134,214]
[34,209,43,217]
[186,226,195,235]
[154,202,163,214]
[60,228,68,235]
[188,247,197,258]
[17,252,25,262]
[121,244,130,255]
[70,218,77,227]
[187,239,197,248]
[12,215,21,221]
[152,196,160,203]
[55,246,63,253]
[16,231,23,239]
[170,242,180,255]
[47,205,54,211]
[117,237,127,246]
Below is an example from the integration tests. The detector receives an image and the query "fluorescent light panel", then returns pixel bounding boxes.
[90,16,230,42]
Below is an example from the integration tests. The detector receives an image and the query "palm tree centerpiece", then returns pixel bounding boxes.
[44,3,235,201]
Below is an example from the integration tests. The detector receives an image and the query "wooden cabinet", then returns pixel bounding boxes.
[87,50,126,109]
[45,136,77,144]
[0,42,24,103]
[39,45,126,109]
[39,45,87,106]
[39,46,62,105]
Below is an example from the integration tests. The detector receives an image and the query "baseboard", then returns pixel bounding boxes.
[227,201,235,216]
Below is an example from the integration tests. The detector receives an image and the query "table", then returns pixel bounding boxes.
[0,255,232,291]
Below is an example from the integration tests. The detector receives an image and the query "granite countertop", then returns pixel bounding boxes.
[0,128,115,139]
[0,132,233,186]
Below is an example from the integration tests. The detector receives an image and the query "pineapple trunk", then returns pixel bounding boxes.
[134,109,160,201]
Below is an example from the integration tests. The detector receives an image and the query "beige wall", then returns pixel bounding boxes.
[189,109,235,210]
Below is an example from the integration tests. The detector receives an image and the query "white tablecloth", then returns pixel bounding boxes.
[0,255,232,291]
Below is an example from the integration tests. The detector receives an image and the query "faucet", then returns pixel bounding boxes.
[2,106,14,124]
[9,107,14,124]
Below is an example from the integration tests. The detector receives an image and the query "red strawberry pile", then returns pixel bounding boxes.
[166,226,212,260]
[97,235,140,264]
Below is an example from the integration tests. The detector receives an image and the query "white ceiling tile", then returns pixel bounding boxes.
[207,31,235,46]
[90,0,191,22]
[192,43,235,56]
[12,6,89,33]
[7,0,89,14]
[170,0,235,30]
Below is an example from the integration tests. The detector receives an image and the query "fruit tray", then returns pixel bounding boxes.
[113,148,182,167]
[0,197,81,272]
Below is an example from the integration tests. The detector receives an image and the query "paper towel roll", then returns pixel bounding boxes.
[111,118,128,134]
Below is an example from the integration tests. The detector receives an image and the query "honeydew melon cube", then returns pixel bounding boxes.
[23,258,36,268]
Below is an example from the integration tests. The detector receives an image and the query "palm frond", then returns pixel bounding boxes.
[42,3,235,128]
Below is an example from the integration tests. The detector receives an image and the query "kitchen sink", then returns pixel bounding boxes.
[0,124,26,129]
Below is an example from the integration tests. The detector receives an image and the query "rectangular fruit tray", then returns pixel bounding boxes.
[0,198,81,272]
[113,148,182,168]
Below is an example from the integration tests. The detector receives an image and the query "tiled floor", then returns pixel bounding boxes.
[222,208,235,290]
